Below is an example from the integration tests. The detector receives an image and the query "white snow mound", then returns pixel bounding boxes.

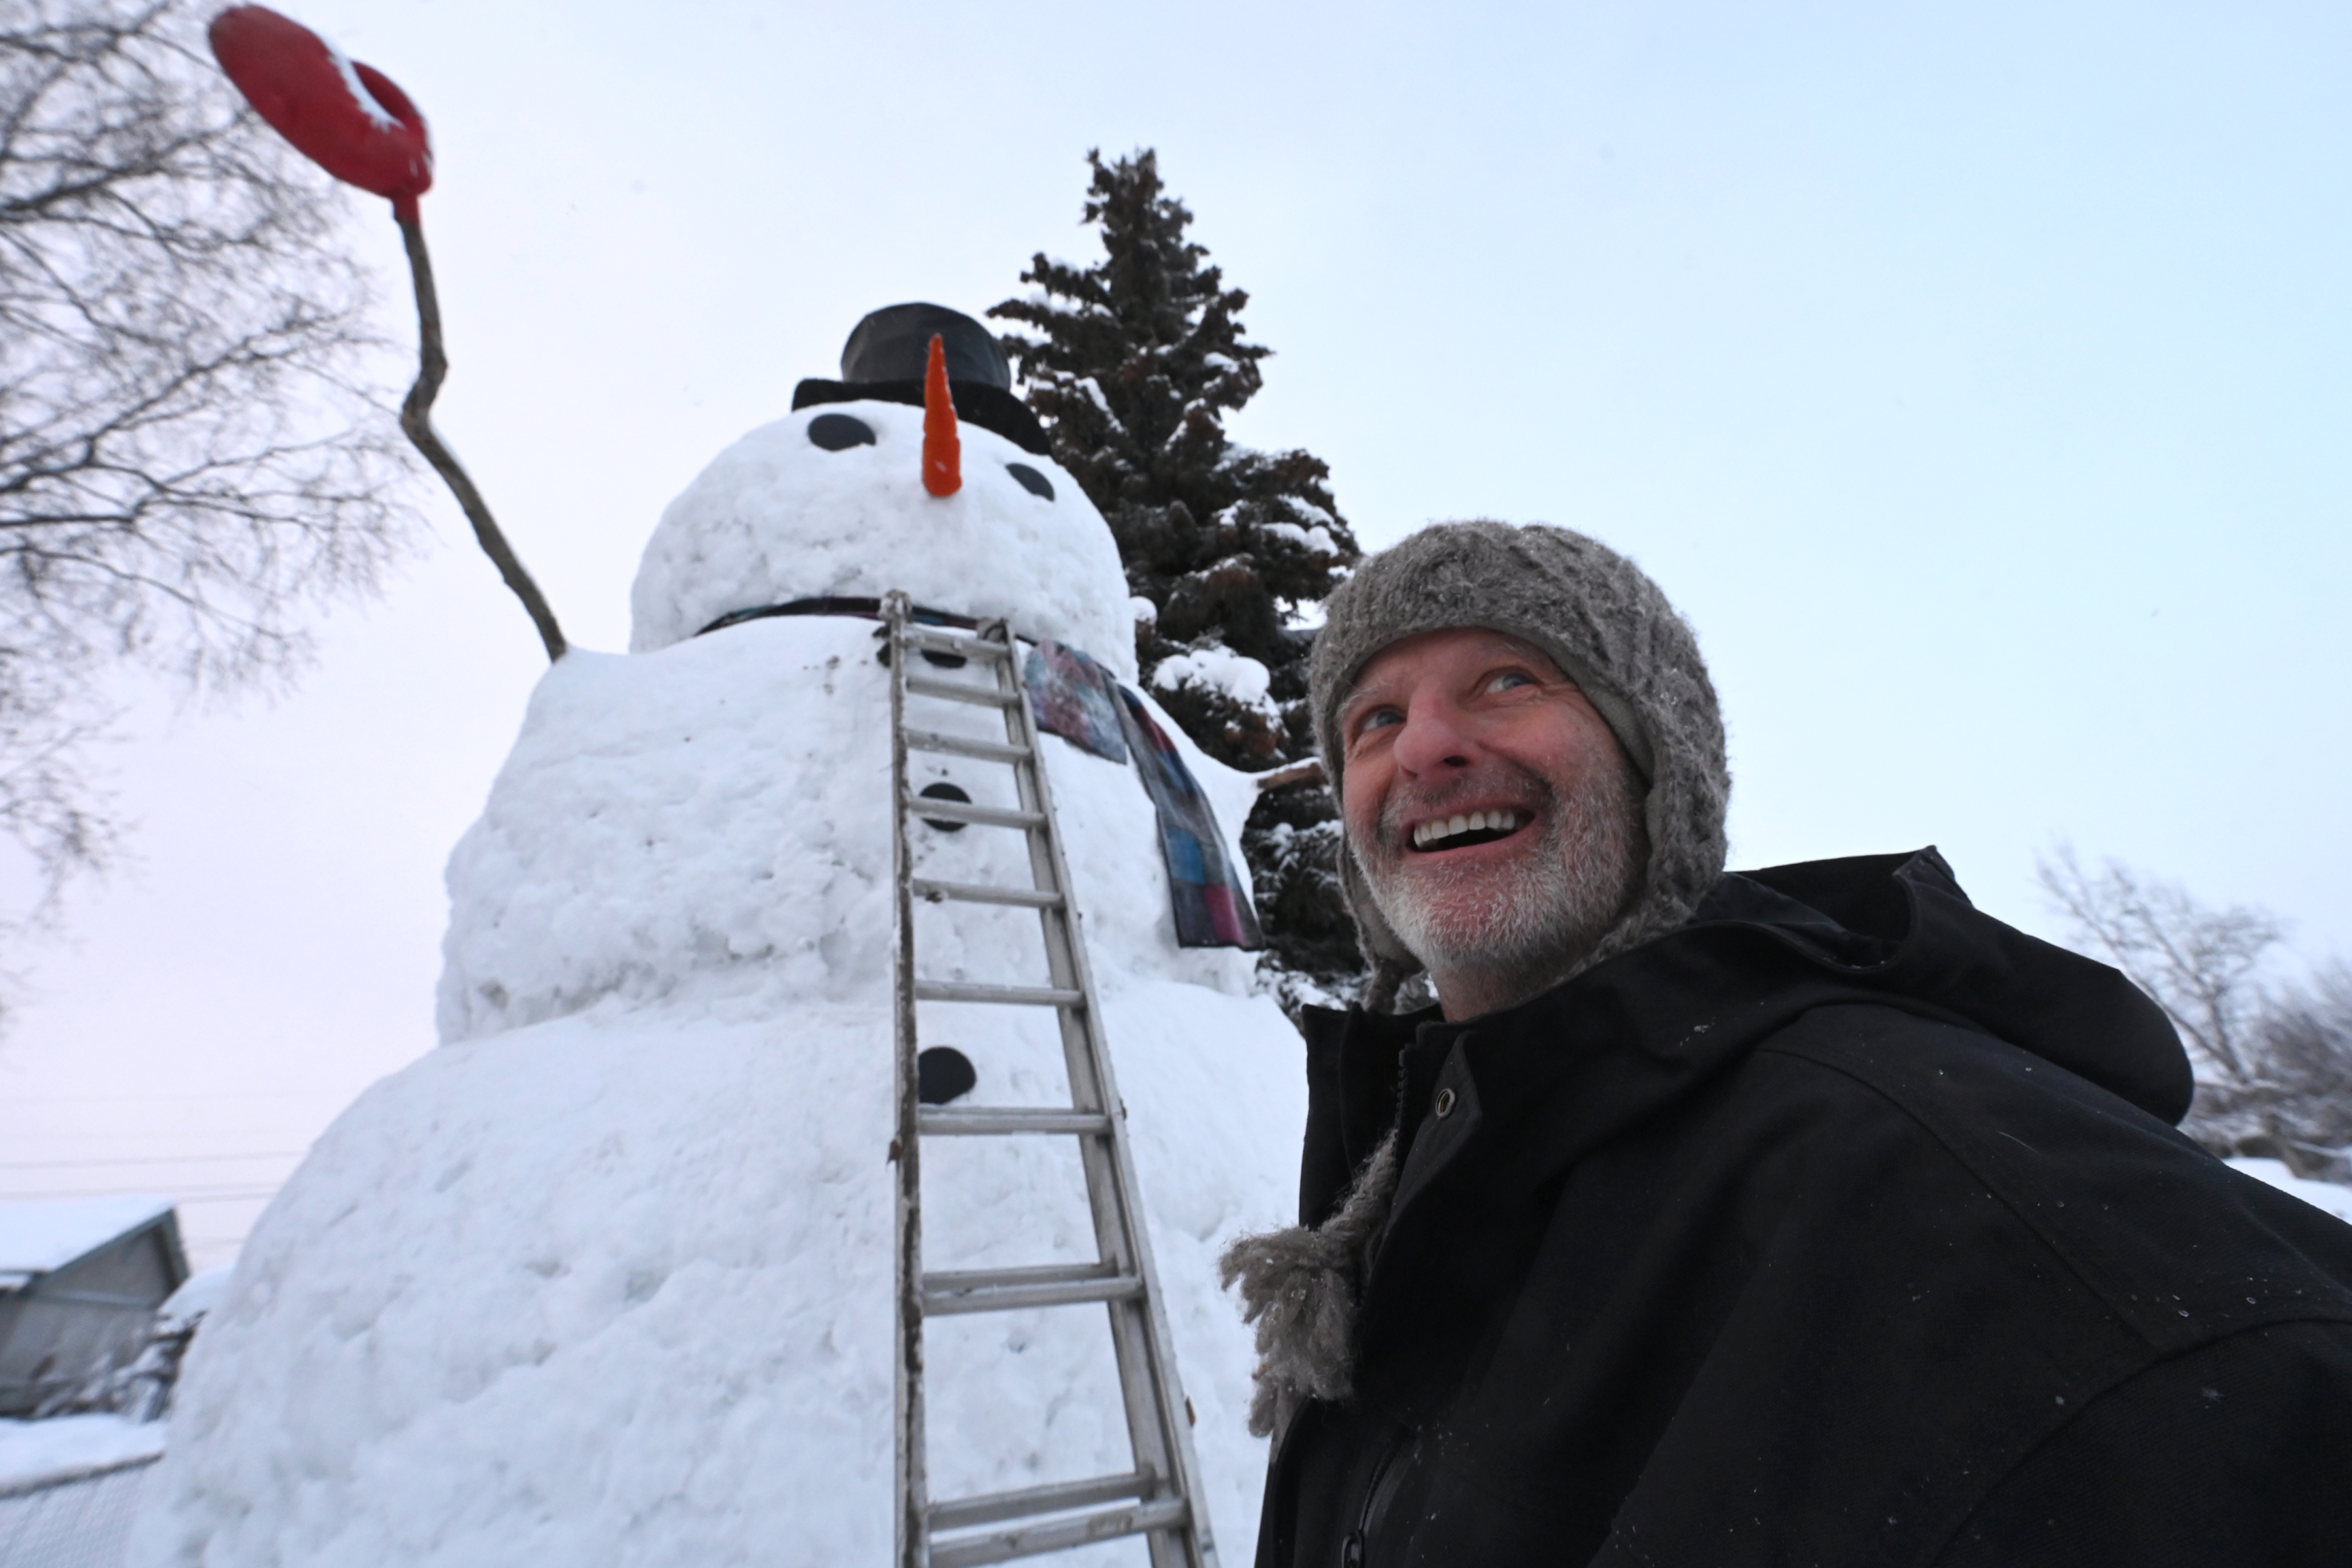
[135,615,1301,1567]
[629,400,1136,679]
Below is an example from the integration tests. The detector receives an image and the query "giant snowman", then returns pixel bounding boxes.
[131,306,1307,1566]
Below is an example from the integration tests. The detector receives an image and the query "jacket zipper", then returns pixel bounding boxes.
[1343,1054,1429,1566]
[1340,1431,1409,1568]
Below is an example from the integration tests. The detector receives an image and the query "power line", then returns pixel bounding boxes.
[0,1088,359,1102]
[171,1192,282,1206]
[0,1184,281,1203]
[0,1151,306,1171]
[0,1126,343,1145]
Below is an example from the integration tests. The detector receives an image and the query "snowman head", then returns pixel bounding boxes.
[629,304,1135,678]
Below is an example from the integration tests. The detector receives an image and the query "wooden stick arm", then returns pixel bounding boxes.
[397,215,567,664]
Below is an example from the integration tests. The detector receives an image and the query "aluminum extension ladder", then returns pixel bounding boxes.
[885,593,1218,1568]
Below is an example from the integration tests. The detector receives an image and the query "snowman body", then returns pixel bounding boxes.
[133,402,1305,1566]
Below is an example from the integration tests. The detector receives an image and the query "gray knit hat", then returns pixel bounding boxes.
[1310,520,1729,992]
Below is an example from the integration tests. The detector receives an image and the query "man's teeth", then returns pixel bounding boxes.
[1412,809,1522,849]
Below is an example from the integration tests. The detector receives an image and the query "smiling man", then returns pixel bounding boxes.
[1335,624,1647,1020]
[1222,521,2352,1567]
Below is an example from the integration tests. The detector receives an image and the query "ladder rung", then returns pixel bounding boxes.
[907,676,1018,708]
[905,794,1044,831]
[912,878,1063,909]
[904,627,1013,663]
[915,981,1083,1008]
[906,728,1033,764]
[920,1107,1111,1136]
[932,1498,1187,1568]
[923,1262,1143,1315]
[930,1469,1154,1531]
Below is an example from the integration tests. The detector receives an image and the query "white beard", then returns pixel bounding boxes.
[1355,749,1646,1002]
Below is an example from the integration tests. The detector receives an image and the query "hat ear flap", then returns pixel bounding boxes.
[1338,846,1424,1009]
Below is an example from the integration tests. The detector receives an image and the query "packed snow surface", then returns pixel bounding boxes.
[629,399,1135,678]
[0,1196,172,1282]
[138,431,1301,1565]
[0,1414,165,1493]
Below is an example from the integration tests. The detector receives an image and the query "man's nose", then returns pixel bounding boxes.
[1390,695,1480,777]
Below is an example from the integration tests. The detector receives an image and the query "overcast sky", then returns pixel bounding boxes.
[4,0,2346,1269]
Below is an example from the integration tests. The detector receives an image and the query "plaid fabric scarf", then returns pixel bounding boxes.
[1022,641,1264,951]
[1022,640,1129,764]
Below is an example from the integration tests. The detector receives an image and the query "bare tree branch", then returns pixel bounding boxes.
[2238,963,2352,1175]
[2038,845,2352,1180]
[2036,845,2282,1085]
[0,0,413,957]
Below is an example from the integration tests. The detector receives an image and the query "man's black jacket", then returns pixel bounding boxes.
[1259,849,2352,1567]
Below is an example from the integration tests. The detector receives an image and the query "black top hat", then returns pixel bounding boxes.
[791,302,1049,455]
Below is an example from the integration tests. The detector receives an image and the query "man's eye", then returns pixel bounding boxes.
[1357,708,1402,734]
[1486,671,1535,693]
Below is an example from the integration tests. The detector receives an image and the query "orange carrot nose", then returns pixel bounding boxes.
[922,334,960,497]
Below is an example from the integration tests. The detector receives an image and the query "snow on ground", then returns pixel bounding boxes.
[0,1414,165,1494]
[2227,1158,2352,1224]
[134,417,1301,1566]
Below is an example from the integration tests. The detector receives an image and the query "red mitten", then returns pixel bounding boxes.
[210,6,433,220]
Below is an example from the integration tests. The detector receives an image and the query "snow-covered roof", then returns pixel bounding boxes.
[0,1195,175,1289]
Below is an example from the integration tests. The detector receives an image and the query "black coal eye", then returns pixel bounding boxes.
[1005,463,1054,500]
[918,781,972,831]
[808,413,876,451]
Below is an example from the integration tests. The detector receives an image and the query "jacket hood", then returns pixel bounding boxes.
[1700,847,2191,1123]
[1254,847,2189,1451]
[1257,847,2347,1568]
[1301,847,2191,1224]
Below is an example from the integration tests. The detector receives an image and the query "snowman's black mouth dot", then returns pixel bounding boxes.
[808,413,876,451]
[1006,463,1055,501]
[918,1046,976,1105]
[918,781,972,831]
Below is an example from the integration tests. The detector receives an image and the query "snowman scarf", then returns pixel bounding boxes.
[1022,641,1264,951]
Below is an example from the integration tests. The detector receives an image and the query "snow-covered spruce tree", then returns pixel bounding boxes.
[990,150,1364,1008]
